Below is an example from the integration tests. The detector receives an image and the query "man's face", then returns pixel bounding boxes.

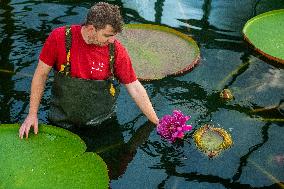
[90,24,116,46]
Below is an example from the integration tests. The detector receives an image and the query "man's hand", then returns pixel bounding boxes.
[19,60,51,139]
[19,114,38,139]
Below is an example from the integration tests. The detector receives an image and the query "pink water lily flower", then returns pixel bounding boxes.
[157,110,192,143]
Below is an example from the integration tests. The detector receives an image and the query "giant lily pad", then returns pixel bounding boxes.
[193,124,233,158]
[243,9,284,64]
[117,24,200,80]
[0,124,109,189]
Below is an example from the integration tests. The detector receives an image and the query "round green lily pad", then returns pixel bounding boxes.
[0,124,109,189]
[117,24,200,80]
[243,9,284,64]
[200,130,224,151]
[193,124,233,158]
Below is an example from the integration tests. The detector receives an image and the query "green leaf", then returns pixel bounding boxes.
[0,124,109,189]
[117,24,200,80]
[243,9,284,64]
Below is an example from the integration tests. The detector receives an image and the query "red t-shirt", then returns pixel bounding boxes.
[39,25,137,84]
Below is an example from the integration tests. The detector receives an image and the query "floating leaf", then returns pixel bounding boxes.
[193,124,233,158]
[117,24,200,80]
[0,124,109,189]
[243,9,284,64]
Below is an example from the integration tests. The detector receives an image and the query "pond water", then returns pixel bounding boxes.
[0,0,284,188]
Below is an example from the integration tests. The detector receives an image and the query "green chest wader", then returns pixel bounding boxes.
[48,26,120,128]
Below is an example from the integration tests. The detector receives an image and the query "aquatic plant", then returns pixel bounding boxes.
[220,88,234,100]
[0,124,109,189]
[243,9,284,64]
[157,110,192,143]
[193,124,233,158]
[117,24,200,80]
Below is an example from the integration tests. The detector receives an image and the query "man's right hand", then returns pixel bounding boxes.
[18,60,51,139]
[19,114,39,139]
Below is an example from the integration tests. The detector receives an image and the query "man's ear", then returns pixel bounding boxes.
[86,25,96,33]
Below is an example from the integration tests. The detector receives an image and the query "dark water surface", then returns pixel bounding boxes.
[0,0,284,188]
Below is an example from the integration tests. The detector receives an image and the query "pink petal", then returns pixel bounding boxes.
[182,125,192,131]
[176,132,184,138]
[177,127,183,131]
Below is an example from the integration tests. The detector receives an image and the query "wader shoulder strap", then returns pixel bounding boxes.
[59,25,72,76]
[109,43,115,78]
[59,26,116,80]
[108,43,118,97]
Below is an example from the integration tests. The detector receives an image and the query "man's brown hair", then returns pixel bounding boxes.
[85,2,123,33]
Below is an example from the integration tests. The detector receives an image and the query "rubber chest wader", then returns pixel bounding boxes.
[48,26,120,128]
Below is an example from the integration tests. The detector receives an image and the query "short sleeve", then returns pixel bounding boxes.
[39,29,59,67]
[114,40,137,84]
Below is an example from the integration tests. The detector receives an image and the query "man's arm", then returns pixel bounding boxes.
[19,60,52,139]
[125,80,159,125]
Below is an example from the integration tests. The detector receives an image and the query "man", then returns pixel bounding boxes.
[19,2,159,139]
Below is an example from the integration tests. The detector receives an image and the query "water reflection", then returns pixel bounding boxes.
[0,0,16,123]
[69,117,156,180]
